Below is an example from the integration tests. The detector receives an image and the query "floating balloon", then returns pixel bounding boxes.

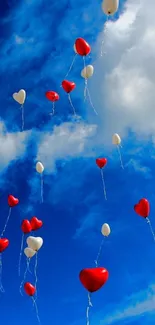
[81,65,94,79]
[81,65,97,114]
[24,282,36,296]
[36,162,44,203]
[27,236,43,252]
[95,223,111,267]
[79,267,109,292]
[96,158,107,200]
[0,195,19,238]
[112,133,124,169]
[24,247,36,258]
[134,199,155,242]
[101,223,111,237]
[45,91,59,115]
[74,38,91,56]
[62,80,77,115]
[18,220,32,277]
[102,0,119,15]
[0,239,9,253]
[79,267,109,325]
[24,282,40,323]
[12,89,26,131]
[30,217,43,231]
[134,198,150,218]
[0,239,9,293]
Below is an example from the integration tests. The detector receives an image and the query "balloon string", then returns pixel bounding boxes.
[19,258,30,296]
[94,238,105,267]
[146,218,155,241]
[0,254,4,293]
[117,145,124,169]
[49,102,55,116]
[100,169,107,200]
[64,54,77,78]
[41,174,44,203]
[86,85,98,115]
[32,296,41,324]
[21,104,24,131]
[68,94,76,116]
[18,233,24,277]
[34,253,38,302]
[86,293,93,325]
[101,15,109,57]
[0,207,11,238]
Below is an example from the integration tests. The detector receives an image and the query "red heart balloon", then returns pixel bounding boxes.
[75,38,91,56]
[45,91,59,102]
[21,220,32,234]
[0,239,9,253]
[30,217,43,231]
[62,80,76,93]
[24,282,36,296]
[8,195,19,207]
[79,267,109,293]
[134,198,150,218]
[96,158,107,169]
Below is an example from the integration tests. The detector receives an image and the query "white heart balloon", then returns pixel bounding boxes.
[81,65,94,79]
[24,247,36,258]
[36,161,44,174]
[112,133,121,145]
[101,223,111,237]
[27,236,43,252]
[13,89,26,105]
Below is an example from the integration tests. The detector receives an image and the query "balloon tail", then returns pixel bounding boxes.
[32,297,41,324]
[0,255,4,293]
[94,239,104,267]
[146,218,155,241]
[19,258,30,296]
[68,94,76,116]
[86,293,93,325]
[0,207,11,238]
[86,85,98,115]
[117,145,124,169]
[34,253,38,302]
[21,104,24,131]
[18,234,24,277]
[41,174,44,203]
[101,15,109,57]
[100,169,107,200]
[64,54,77,78]
[49,102,55,116]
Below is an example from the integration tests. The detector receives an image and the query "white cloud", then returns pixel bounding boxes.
[92,0,155,141]
[100,284,155,324]
[37,120,97,171]
[0,120,30,173]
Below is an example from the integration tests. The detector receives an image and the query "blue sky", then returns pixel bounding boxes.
[1,0,155,324]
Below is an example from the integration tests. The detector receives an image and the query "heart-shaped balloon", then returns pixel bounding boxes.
[79,267,109,293]
[24,282,36,296]
[30,217,43,231]
[45,91,59,102]
[75,38,91,56]
[21,220,32,234]
[134,198,150,218]
[13,89,26,105]
[8,195,19,207]
[0,239,9,253]
[62,80,76,93]
[96,158,107,169]
[27,236,43,252]
[24,247,36,258]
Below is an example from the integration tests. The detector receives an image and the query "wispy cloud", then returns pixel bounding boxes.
[100,284,155,324]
